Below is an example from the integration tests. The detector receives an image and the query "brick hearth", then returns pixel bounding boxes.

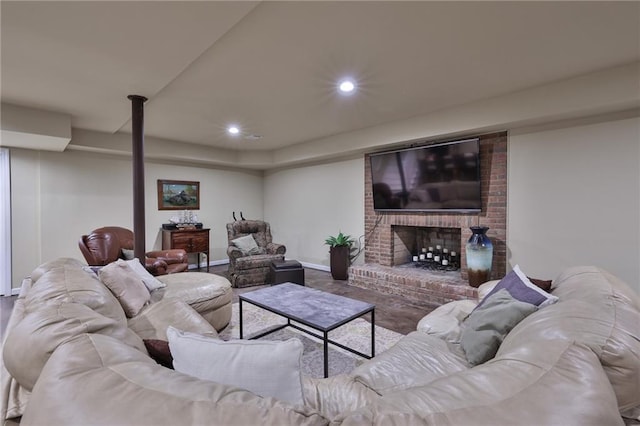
[350,264,477,307]
[349,132,507,307]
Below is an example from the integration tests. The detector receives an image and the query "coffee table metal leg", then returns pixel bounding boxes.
[324,330,329,378]
[239,299,244,339]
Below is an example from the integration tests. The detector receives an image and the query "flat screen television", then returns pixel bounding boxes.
[370,138,481,212]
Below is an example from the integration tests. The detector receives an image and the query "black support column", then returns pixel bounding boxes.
[127,95,148,265]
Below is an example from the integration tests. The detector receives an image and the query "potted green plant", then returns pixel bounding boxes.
[324,232,356,280]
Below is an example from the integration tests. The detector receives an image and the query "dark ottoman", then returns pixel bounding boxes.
[269,260,305,286]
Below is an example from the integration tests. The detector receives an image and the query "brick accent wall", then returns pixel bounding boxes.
[349,132,507,307]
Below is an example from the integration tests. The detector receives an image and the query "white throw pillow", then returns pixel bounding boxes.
[119,259,166,292]
[166,327,304,406]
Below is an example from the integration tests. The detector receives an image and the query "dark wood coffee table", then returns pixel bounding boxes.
[239,283,375,378]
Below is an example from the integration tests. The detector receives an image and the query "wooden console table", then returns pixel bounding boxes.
[162,228,210,272]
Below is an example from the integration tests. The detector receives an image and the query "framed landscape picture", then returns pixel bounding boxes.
[157,179,200,210]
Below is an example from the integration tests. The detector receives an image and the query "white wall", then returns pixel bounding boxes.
[10,149,40,290]
[508,113,640,292]
[10,148,263,289]
[145,161,263,261]
[263,157,365,269]
[8,110,639,296]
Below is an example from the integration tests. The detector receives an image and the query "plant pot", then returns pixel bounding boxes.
[329,246,350,280]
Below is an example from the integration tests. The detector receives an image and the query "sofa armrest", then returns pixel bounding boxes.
[302,374,380,421]
[226,246,244,262]
[147,249,188,265]
[1,286,30,420]
[416,299,478,343]
[145,258,168,276]
[266,242,286,255]
[341,340,622,426]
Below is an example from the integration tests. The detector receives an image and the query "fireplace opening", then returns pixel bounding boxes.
[392,225,462,269]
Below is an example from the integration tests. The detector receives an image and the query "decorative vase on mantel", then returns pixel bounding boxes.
[465,226,493,288]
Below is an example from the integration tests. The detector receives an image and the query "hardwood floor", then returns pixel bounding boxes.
[214,265,436,335]
[0,266,437,339]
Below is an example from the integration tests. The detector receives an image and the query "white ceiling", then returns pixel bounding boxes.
[2,1,639,152]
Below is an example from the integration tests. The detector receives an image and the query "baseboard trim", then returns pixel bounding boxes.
[188,259,229,270]
[299,262,330,272]
[187,259,330,273]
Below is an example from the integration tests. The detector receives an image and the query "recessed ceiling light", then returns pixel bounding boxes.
[338,79,356,94]
[227,125,240,135]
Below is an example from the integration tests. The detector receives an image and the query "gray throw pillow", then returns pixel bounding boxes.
[231,234,263,255]
[460,288,538,366]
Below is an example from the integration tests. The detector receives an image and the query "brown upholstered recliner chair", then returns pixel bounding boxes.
[226,220,285,287]
[79,226,188,276]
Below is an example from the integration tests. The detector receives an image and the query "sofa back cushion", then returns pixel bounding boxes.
[498,266,640,412]
[29,257,86,283]
[24,258,127,325]
[3,301,145,391]
[127,298,217,341]
[98,261,151,318]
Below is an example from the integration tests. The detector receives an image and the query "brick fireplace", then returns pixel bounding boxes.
[349,132,507,308]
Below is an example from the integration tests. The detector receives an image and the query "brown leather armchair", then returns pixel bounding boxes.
[79,226,188,276]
